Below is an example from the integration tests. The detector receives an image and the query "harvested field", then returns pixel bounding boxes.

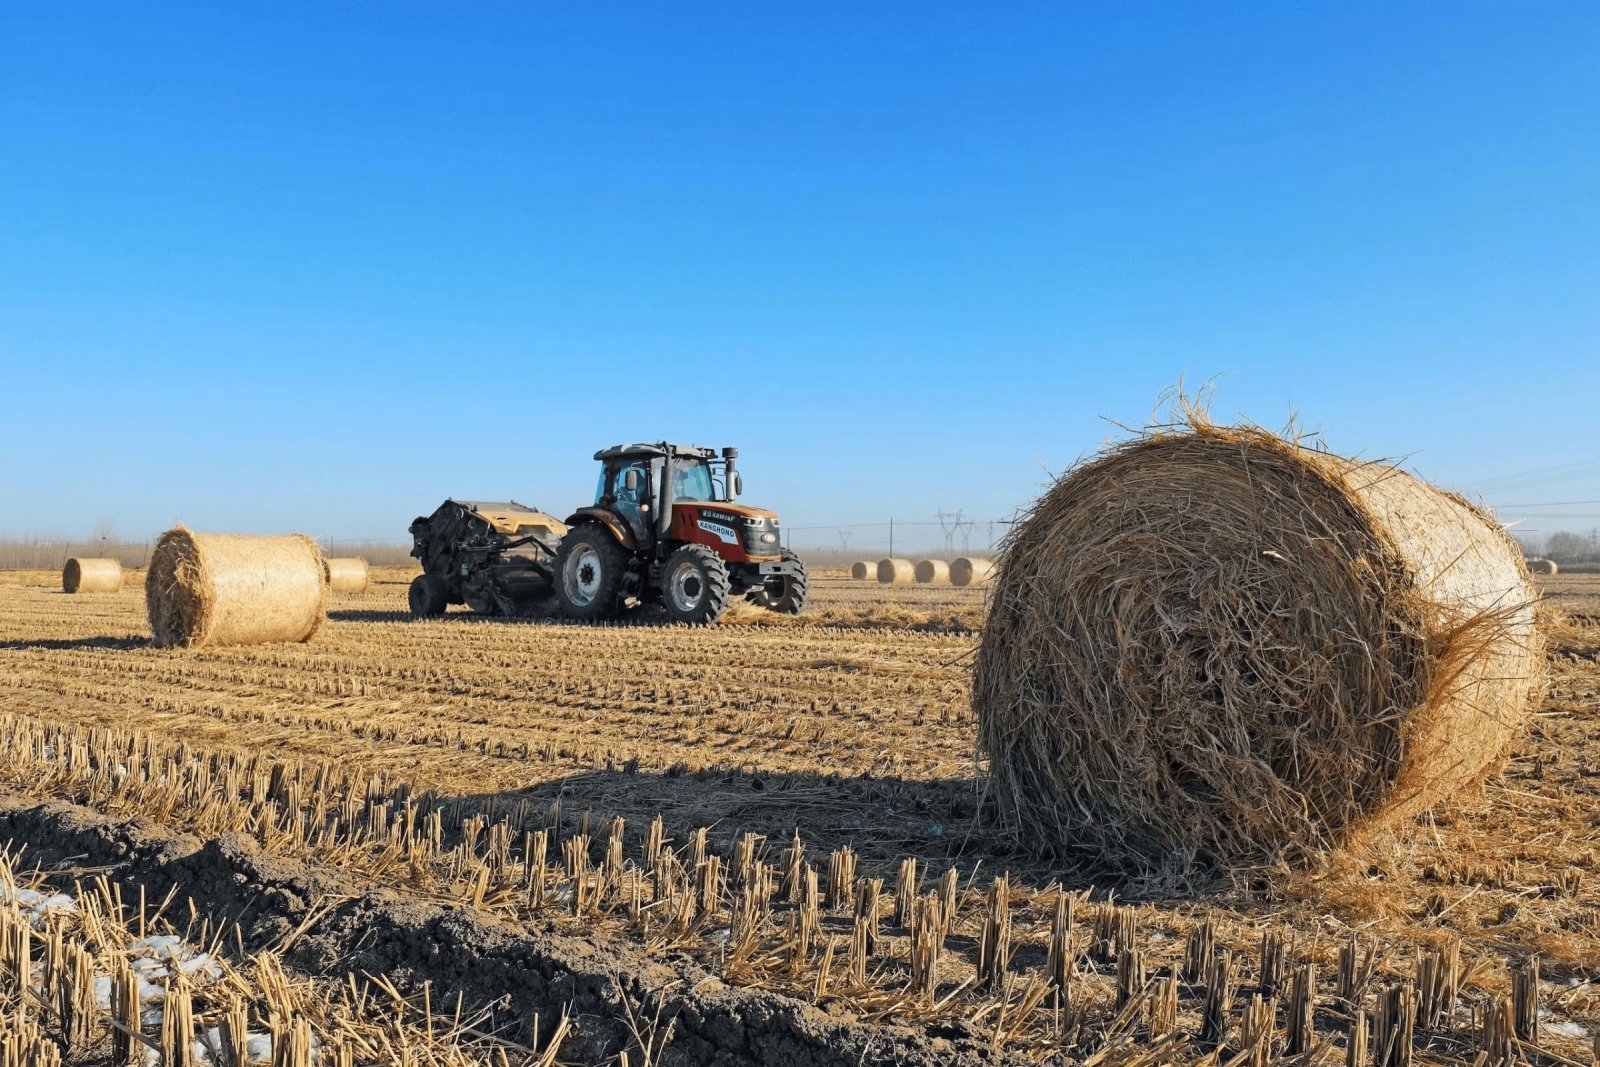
[0,566,1596,1065]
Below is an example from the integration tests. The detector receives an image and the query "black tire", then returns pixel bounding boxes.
[661,544,732,625]
[749,549,809,615]
[555,523,630,621]
[408,574,450,617]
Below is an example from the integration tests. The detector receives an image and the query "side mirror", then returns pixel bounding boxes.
[732,472,743,497]
[624,469,641,493]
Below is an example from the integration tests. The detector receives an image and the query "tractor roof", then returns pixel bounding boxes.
[593,442,717,461]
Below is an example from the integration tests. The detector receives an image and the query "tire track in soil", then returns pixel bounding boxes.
[0,795,1022,1067]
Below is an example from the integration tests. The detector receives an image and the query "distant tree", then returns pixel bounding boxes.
[89,515,117,546]
[1544,530,1593,563]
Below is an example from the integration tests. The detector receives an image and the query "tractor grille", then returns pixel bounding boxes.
[742,518,781,558]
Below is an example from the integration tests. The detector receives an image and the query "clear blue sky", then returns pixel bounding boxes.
[3,4,1597,550]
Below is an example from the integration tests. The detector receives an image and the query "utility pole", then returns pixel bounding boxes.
[889,517,894,558]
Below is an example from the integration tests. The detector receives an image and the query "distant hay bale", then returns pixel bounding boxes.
[914,559,949,584]
[973,419,1544,874]
[1526,558,1558,576]
[62,558,123,594]
[850,561,874,580]
[146,528,326,648]
[877,558,914,585]
[324,557,371,593]
[949,557,995,587]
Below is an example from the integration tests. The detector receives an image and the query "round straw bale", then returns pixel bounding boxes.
[62,558,123,593]
[851,561,874,580]
[949,557,995,587]
[324,557,370,593]
[914,559,950,584]
[877,558,914,585]
[973,421,1544,874]
[1525,557,1558,576]
[146,528,326,648]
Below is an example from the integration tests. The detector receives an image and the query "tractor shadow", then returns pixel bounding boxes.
[327,604,717,628]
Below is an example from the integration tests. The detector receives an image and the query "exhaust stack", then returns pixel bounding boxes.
[722,447,739,499]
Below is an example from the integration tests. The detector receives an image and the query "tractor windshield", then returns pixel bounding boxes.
[672,462,716,502]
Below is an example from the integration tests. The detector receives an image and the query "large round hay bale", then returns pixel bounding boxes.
[850,561,874,580]
[973,422,1544,873]
[949,557,995,587]
[1526,558,1558,576]
[62,558,123,593]
[324,557,371,593]
[914,559,950,584]
[877,558,914,585]
[146,528,326,648]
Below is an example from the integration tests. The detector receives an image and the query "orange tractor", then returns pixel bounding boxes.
[408,443,807,625]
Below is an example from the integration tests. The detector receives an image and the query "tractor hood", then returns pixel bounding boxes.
[678,502,778,522]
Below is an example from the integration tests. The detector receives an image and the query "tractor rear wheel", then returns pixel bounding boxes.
[749,549,809,615]
[555,523,629,621]
[408,574,450,617]
[661,544,732,625]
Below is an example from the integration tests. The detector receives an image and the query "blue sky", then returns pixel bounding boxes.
[2,4,1597,550]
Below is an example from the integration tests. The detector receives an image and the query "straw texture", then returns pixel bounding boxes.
[914,559,950,585]
[1525,558,1558,576]
[877,558,915,585]
[324,557,370,593]
[62,558,123,593]
[950,557,995,588]
[146,528,326,648]
[972,420,1544,874]
[851,561,874,580]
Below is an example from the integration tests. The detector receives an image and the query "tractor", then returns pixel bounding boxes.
[405,443,807,625]
[554,443,807,624]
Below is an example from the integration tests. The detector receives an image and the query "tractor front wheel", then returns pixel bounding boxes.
[555,523,629,621]
[661,544,733,625]
[749,549,809,615]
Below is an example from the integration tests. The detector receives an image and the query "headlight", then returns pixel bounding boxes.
[761,533,778,544]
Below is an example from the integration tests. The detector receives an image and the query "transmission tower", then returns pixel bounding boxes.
[935,509,965,555]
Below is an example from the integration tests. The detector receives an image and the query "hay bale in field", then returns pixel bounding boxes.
[973,418,1544,874]
[950,557,995,587]
[146,528,326,648]
[914,559,950,584]
[1525,558,1558,576]
[61,558,123,593]
[850,561,874,580]
[877,558,914,585]
[324,557,370,593]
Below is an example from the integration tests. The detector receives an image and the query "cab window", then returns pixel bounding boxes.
[672,463,715,502]
[605,460,649,508]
